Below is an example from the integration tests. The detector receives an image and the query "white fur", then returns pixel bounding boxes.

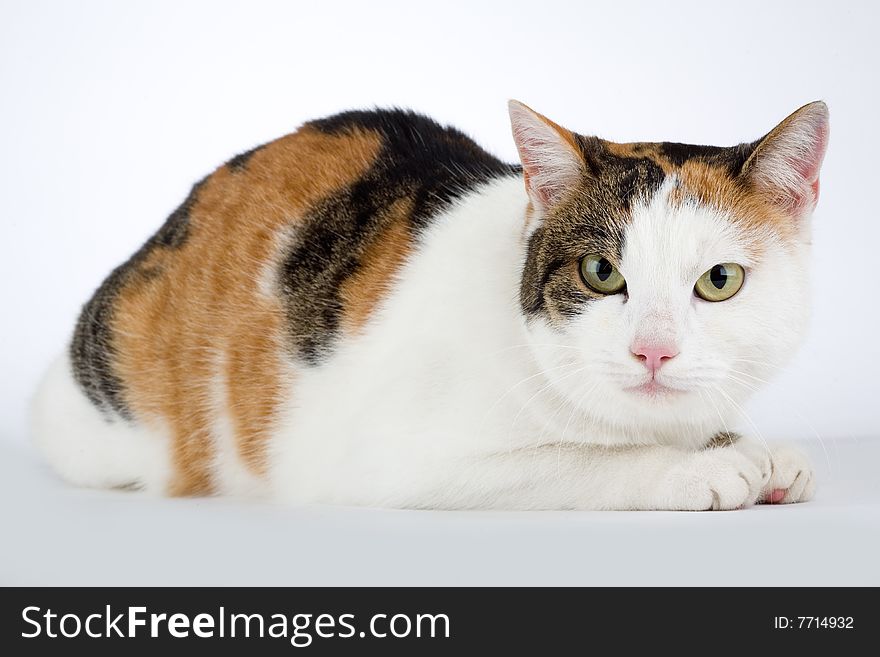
[209,357,270,497]
[528,178,811,447]
[261,176,815,509]
[31,355,171,492]
[32,162,817,510]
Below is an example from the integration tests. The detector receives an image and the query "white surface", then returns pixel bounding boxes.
[1,1,879,584]
[2,437,878,585]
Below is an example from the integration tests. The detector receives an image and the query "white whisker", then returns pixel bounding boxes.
[712,384,770,455]
[507,365,588,452]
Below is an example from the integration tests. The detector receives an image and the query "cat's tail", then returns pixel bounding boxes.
[29,352,171,492]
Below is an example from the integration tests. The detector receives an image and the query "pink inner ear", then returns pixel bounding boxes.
[797,121,828,181]
[508,101,583,210]
[524,173,551,208]
[797,120,828,209]
[513,127,575,208]
[513,127,553,207]
[749,103,829,216]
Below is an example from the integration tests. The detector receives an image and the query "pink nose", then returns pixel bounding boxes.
[631,343,679,373]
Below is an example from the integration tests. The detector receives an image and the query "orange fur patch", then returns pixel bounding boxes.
[112,126,383,494]
[673,160,793,239]
[225,305,285,477]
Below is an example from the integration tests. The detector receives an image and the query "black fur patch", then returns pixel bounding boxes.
[70,264,132,419]
[155,178,204,247]
[70,179,205,418]
[281,108,520,364]
[705,431,741,448]
[520,234,565,316]
[578,137,667,211]
[657,141,758,177]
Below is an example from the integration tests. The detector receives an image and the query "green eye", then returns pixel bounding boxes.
[579,255,626,295]
[694,263,745,302]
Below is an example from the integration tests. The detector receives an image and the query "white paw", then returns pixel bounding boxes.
[659,447,770,511]
[763,445,815,504]
[730,439,774,483]
[731,441,815,504]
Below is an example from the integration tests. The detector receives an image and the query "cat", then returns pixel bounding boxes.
[31,100,828,510]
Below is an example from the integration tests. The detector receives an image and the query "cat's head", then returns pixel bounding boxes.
[509,100,829,439]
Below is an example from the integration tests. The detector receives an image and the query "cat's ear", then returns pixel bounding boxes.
[740,101,829,217]
[508,100,584,212]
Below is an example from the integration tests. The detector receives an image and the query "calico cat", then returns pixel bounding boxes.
[31,100,828,510]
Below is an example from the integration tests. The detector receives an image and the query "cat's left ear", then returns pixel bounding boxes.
[740,101,829,217]
[508,100,585,213]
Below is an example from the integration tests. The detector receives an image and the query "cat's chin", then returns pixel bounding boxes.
[594,380,713,430]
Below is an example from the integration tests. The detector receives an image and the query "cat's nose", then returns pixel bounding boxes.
[631,343,679,374]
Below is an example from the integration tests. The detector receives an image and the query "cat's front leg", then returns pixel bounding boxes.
[712,434,815,505]
[650,444,770,510]
[418,443,774,510]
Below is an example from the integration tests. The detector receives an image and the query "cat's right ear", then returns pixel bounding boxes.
[740,101,829,218]
[508,100,584,213]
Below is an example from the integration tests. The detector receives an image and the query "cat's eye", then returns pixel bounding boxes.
[579,255,626,295]
[694,263,745,302]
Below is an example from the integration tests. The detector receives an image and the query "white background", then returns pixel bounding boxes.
[1,0,878,587]
[2,0,878,448]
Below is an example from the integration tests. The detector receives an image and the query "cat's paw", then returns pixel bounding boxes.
[659,447,769,511]
[761,445,815,505]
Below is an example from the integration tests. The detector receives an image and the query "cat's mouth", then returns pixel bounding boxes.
[625,380,684,398]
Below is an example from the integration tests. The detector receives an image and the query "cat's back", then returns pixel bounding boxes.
[33,108,519,496]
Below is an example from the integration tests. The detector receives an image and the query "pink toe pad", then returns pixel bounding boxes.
[766,489,786,504]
